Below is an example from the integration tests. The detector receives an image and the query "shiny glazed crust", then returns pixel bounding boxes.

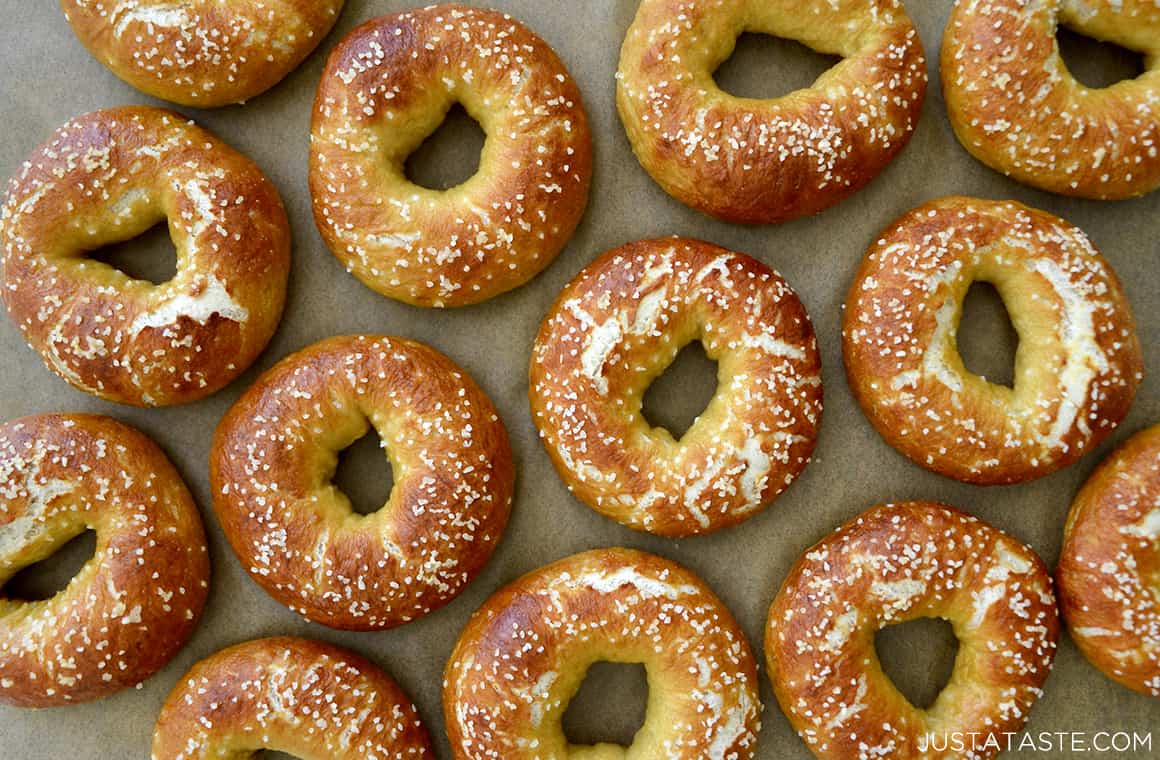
[942,0,1160,199]
[0,414,209,707]
[1057,424,1160,696]
[443,547,761,759]
[310,4,592,307]
[211,334,514,630]
[530,238,823,536]
[0,106,291,407]
[842,196,1142,484]
[766,502,1059,760]
[616,0,926,223]
[61,0,345,107]
[151,637,433,759]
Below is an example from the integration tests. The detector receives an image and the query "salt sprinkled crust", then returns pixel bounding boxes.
[616,0,927,224]
[151,637,433,759]
[1057,423,1160,696]
[942,0,1160,200]
[310,4,593,307]
[0,414,209,708]
[211,334,515,631]
[530,238,822,537]
[842,196,1142,485]
[767,501,1059,760]
[0,106,291,407]
[61,0,345,107]
[443,547,761,760]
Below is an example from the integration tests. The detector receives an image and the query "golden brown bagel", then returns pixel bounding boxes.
[0,106,291,407]
[443,547,761,760]
[530,238,822,536]
[211,334,514,630]
[942,0,1160,199]
[616,0,927,223]
[310,4,592,307]
[843,196,1142,485]
[1057,423,1160,697]
[151,636,433,759]
[766,501,1059,760]
[61,0,345,107]
[0,414,209,708]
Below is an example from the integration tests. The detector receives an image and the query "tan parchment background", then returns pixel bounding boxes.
[0,1,1157,757]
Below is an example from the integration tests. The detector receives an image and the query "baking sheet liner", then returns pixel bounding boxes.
[1,1,1157,757]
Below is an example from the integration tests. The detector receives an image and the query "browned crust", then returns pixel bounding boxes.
[1057,423,1160,696]
[529,237,822,536]
[0,414,209,707]
[151,636,433,759]
[310,4,593,307]
[61,0,345,107]
[842,196,1142,485]
[443,547,760,759]
[211,334,514,630]
[616,0,927,223]
[766,501,1059,760]
[1,106,291,407]
[942,0,1160,199]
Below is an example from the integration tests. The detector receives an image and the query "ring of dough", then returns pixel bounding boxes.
[843,196,1142,484]
[211,334,514,630]
[444,548,761,760]
[0,414,209,707]
[530,238,822,536]
[766,501,1059,760]
[942,0,1160,199]
[1057,423,1160,696]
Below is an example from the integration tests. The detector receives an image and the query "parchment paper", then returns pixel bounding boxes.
[1,1,1157,758]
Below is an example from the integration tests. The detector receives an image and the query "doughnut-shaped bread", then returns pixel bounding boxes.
[0,414,209,707]
[1,106,291,407]
[1057,423,1160,696]
[61,0,345,107]
[211,334,514,630]
[152,637,433,759]
[767,502,1059,760]
[530,238,822,536]
[942,0,1160,199]
[444,547,761,759]
[310,4,592,307]
[616,0,927,223]
[843,196,1142,485]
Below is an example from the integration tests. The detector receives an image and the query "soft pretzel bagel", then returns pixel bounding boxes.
[444,548,761,760]
[530,238,822,536]
[0,106,290,407]
[152,637,433,759]
[843,196,1142,485]
[1057,424,1160,696]
[616,0,927,223]
[766,502,1059,760]
[310,4,593,307]
[211,334,514,630]
[0,414,209,707]
[942,0,1160,199]
[61,0,345,107]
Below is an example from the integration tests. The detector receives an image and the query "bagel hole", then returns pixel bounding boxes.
[3,529,96,601]
[562,662,648,748]
[713,33,841,99]
[1057,27,1144,88]
[87,221,178,285]
[641,341,719,439]
[258,753,304,760]
[404,104,486,190]
[958,281,1018,388]
[333,429,395,516]
[875,618,959,709]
